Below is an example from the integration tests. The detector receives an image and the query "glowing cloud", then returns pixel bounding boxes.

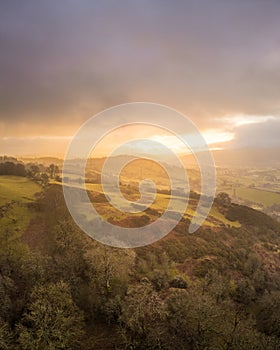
[221,115,276,127]
[150,129,234,154]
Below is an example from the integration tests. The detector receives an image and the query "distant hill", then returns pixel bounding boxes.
[179,147,280,167]
[19,156,63,166]
[15,146,280,168]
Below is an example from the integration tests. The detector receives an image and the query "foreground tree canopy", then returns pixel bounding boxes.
[0,183,279,349]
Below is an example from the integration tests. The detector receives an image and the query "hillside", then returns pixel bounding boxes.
[0,176,280,349]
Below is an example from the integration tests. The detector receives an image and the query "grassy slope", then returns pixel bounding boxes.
[0,176,41,232]
[0,176,41,205]
[84,183,240,228]
[209,206,241,228]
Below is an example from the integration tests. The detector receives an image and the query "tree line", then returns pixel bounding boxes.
[0,158,60,186]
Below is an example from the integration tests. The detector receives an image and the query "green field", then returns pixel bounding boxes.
[0,176,41,232]
[235,187,280,208]
[0,176,41,205]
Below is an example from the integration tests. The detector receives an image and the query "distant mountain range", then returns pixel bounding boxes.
[17,146,280,168]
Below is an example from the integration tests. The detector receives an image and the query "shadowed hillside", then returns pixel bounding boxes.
[0,176,279,349]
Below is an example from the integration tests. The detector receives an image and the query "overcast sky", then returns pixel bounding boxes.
[0,0,280,156]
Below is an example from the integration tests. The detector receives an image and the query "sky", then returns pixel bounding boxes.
[0,0,280,160]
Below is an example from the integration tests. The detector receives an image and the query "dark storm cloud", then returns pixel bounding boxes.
[228,118,280,149]
[1,0,280,134]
